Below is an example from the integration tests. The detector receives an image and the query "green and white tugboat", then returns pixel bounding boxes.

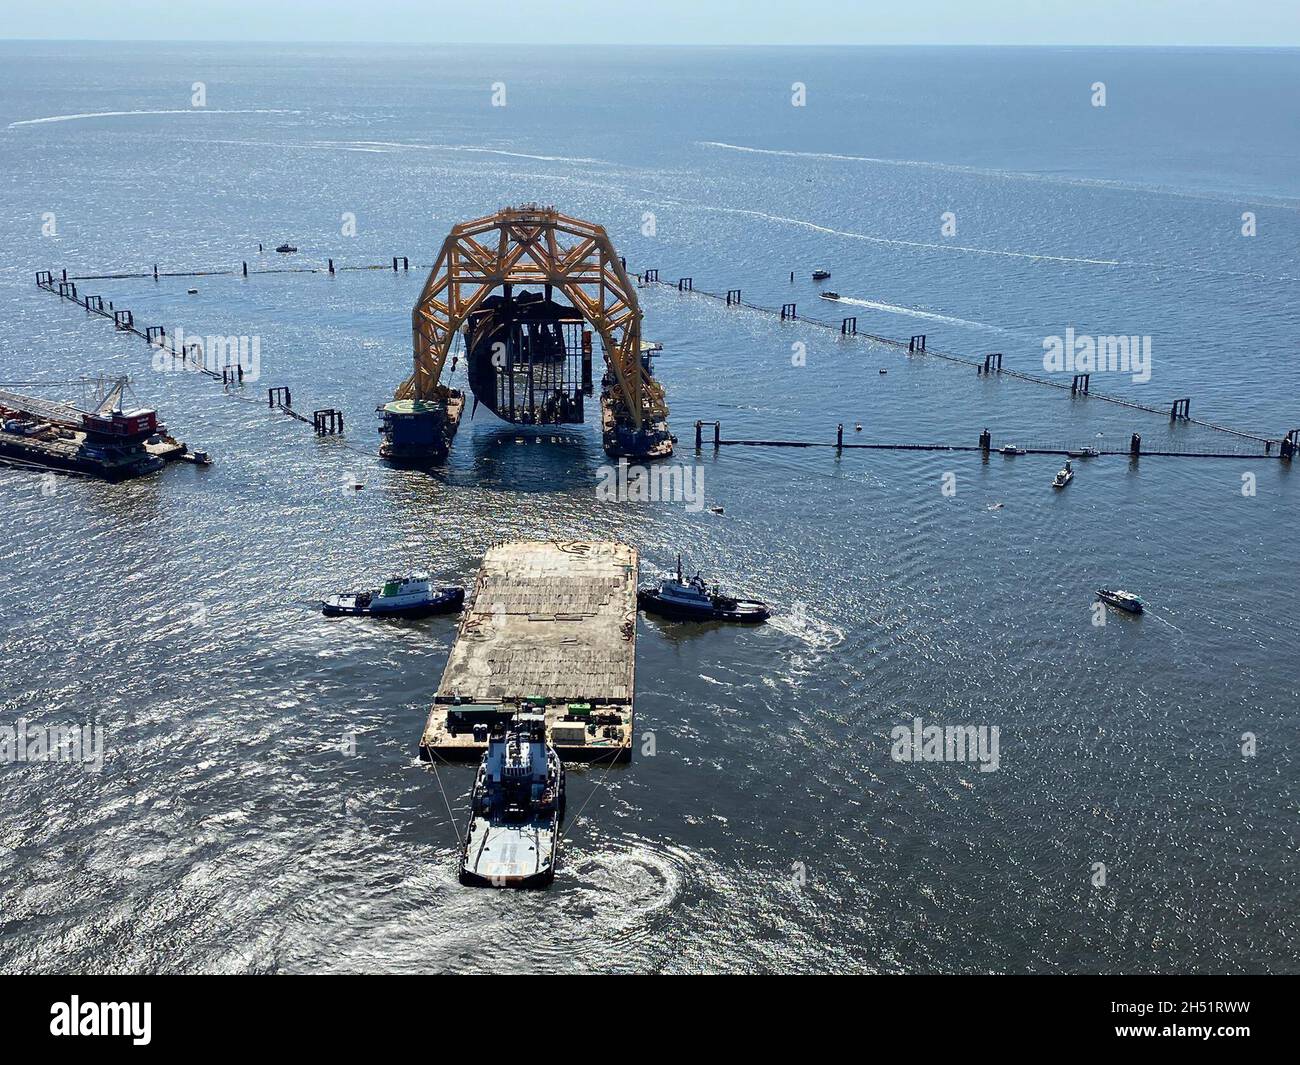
[321,573,464,618]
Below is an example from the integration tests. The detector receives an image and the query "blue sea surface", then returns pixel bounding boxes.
[0,43,1296,973]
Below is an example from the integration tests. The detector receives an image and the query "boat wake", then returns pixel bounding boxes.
[834,295,1015,335]
[8,109,300,128]
[696,140,1300,212]
[768,600,845,655]
[1144,610,1185,636]
[687,203,1121,266]
[318,140,613,164]
[566,842,685,929]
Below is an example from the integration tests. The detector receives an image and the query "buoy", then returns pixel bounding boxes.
[854,423,863,432]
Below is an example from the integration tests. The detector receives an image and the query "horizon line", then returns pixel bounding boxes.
[3,38,1300,49]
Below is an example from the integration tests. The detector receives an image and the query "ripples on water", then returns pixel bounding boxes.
[0,43,1296,973]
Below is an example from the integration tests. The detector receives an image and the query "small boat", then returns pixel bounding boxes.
[187,287,198,295]
[999,444,1025,456]
[1051,460,1074,489]
[1080,446,1101,458]
[1097,588,1144,614]
[460,714,565,888]
[811,269,831,280]
[819,291,841,300]
[182,449,213,466]
[321,573,463,618]
[275,243,297,254]
[638,556,770,623]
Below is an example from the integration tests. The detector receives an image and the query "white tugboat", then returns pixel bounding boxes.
[459,714,565,888]
[321,572,464,618]
[637,556,770,623]
[1052,459,1074,489]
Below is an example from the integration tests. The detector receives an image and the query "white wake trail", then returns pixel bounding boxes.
[694,203,1120,266]
[9,109,300,128]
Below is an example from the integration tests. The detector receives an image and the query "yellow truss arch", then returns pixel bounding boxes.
[397,205,667,430]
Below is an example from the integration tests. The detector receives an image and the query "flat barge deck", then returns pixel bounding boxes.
[420,540,637,764]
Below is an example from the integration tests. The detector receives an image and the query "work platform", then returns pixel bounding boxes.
[420,540,637,764]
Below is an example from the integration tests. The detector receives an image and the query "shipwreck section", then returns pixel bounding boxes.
[464,291,591,425]
[420,540,637,764]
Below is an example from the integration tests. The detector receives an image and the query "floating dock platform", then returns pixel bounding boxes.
[420,540,637,764]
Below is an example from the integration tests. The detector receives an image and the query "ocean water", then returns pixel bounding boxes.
[0,43,1296,974]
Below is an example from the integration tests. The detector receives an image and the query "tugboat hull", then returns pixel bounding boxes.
[321,586,464,618]
[459,718,566,889]
[637,588,770,623]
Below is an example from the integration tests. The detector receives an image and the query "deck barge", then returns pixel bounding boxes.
[420,540,637,764]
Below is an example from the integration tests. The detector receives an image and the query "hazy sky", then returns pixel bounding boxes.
[7,0,1300,46]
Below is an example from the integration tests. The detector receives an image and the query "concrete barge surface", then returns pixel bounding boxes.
[421,540,637,764]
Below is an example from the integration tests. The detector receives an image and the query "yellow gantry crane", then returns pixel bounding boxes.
[397,205,668,435]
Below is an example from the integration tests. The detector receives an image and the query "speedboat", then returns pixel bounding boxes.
[1097,588,1144,614]
[820,291,841,300]
[460,714,565,888]
[321,573,463,618]
[999,443,1025,456]
[275,243,297,253]
[1051,460,1074,489]
[812,268,832,280]
[637,556,770,623]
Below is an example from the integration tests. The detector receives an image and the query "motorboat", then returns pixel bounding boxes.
[1081,446,1101,458]
[275,243,297,253]
[459,714,565,888]
[1052,460,1074,489]
[321,573,464,617]
[999,443,1025,456]
[812,268,832,280]
[819,291,841,300]
[1097,588,1144,614]
[637,556,770,623]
